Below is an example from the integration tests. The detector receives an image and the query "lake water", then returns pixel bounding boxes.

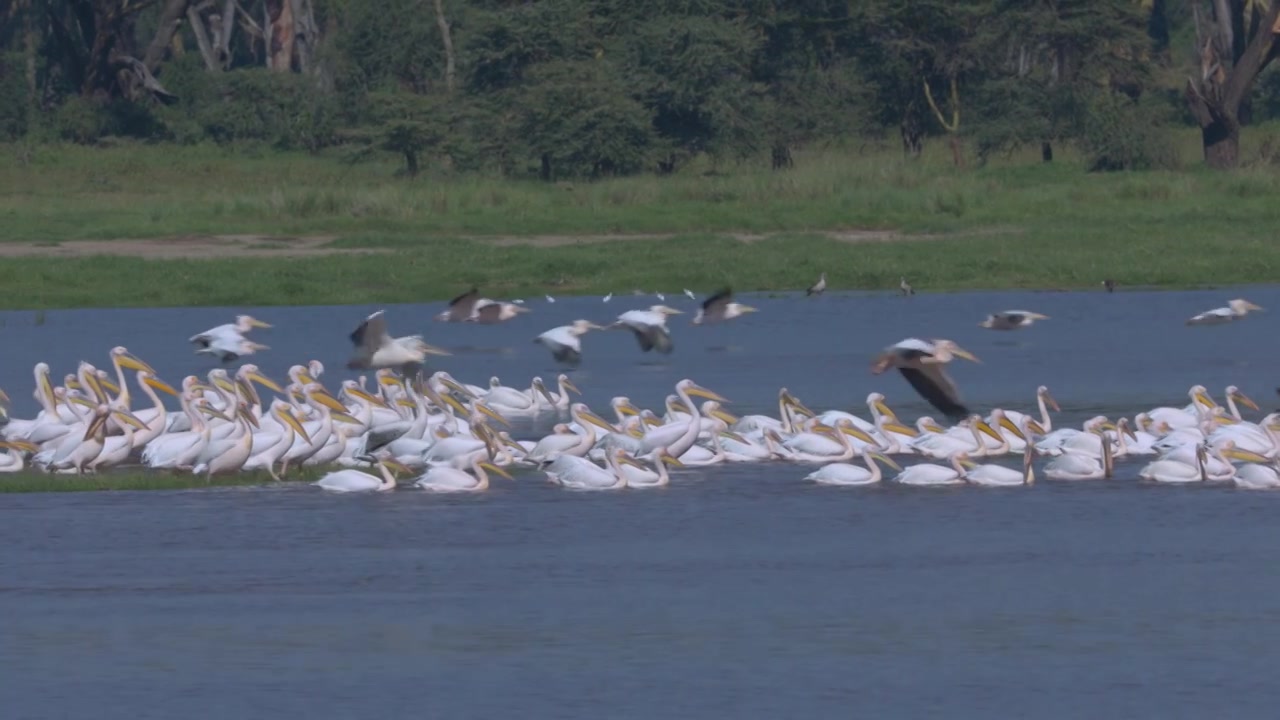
[3,287,1280,718]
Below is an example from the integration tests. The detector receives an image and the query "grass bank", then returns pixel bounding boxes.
[0,469,315,493]
[2,131,1280,310]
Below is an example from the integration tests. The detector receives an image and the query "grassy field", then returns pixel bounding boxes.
[3,128,1280,310]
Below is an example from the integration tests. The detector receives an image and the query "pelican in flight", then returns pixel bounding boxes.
[612,305,682,354]
[806,272,827,296]
[1186,299,1263,326]
[436,287,481,322]
[870,338,980,423]
[189,315,271,362]
[980,311,1049,331]
[469,300,531,324]
[347,310,449,374]
[535,320,604,365]
[692,288,757,325]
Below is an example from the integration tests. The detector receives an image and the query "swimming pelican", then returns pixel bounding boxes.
[189,315,271,360]
[611,305,682,354]
[870,338,980,423]
[806,272,827,296]
[544,452,628,491]
[692,288,757,325]
[469,300,531,324]
[805,448,900,486]
[614,447,684,488]
[524,404,616,463]
[1186,298,1263,326]
[999,386,1060,433]
[412,454,512,492]
[1232,454,1280,489]
[347,310,450,374]
[0,440,37,473]
[534,320,604,365]
[436,287,481,322]
[979,311,1049,330]
[957,444,1036,487]
[893,453,967,486]
[1044,435,1114,481]
[637,379,729,458]
[313,457,408,492]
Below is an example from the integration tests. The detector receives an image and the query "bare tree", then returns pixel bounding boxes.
[432,0,457,92]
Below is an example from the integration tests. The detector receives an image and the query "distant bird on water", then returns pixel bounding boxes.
[980,310,1050,331]
[1186,298,1263,326]
[436,287,482,322]
[806,272,827,296]
[899,277,915,296]
[870,338,980,423]
[693,288,758,325]
[1102,279,1116,293]
[535,320,605,365]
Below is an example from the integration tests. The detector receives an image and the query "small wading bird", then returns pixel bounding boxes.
[806,272,827,296]
[189,315,271,364]
[535,320,605,365]
[347,310,450,375]
[692,288,757,325]
[611,305,682,355]
[900,277,915,296]
[871,338,980,423]
[1102,279,1116,293]
[436,287,482,322]
[980,310,1050,331]
[1186,298,1263,326]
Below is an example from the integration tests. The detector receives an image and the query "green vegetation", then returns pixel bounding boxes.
[0,469,315,493]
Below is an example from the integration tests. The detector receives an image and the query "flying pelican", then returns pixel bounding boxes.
[1186,299,1263,326]
[899,277,915,296]
[469,300,531,324]
[347,310,449,374]
[534,320,604,365]
[190,315,270,357]
[436,287,482,322]
[313,456,409,492]
[870,338,980,423]
[806,272,827,296]
[692,288,757,325]
[979,311,1050,331]
[611,305,682,354]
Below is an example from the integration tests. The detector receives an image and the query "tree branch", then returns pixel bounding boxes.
[143,0,192,72]
[186,5,220,70]
[431,0,456,92]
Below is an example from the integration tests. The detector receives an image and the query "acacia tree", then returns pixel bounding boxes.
[1185,0,1280,168]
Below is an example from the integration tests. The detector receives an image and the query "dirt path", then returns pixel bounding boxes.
[0,228,991,259]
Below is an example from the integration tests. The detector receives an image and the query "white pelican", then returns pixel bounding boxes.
[1147,385,1217,430]
[637,380,729,458]
[1139,443,1227,483]
[524,404,616,463]
[957,445,1035,487]
[534,320,604,365]
[1186,298,1262,326]
[190,315,271,361]
[805,448,900,486]
[893,453,967,486]
[611,305,682,354]
[192,405,261,478]
[314,457,408,492]
[692,288,757,324]
[999,386,1059,434]
[347,310,450,373]
[544,452,627,491]
[979,311,1049,330]
[806,272,827,296]
[1044,436,1114,481]
[412,455,512,492]
[435,287,481,322]
[900,277,915,296]
[870,338,980,423]
[615,447,684,488]
[469,300,531,324]
[777,420,877,463]
[241,402,312,480]
[481,377,554,416]
[531,375,580,412]
[1232,455,1280,489]
[911,415,1011,459]
[0,440,37,472]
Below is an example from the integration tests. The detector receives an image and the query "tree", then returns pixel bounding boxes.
[1185,0,1280,168]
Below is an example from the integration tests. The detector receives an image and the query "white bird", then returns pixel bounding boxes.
[468,300,532,324]
[805,448,899,486]
[534,320,604,365]
[611,305,682,355]
[870,338,980,424]
[412,455,512,493]
[979,311,1049,331]
[346,310,449,374]
[603,293,613,303]
[314,457,407,492]
[189,315,272,363]
[545,294,556,303]
[692,288,757,325]
[893,453,967,486]
[1186,298,1263,326]
[806,272,827,296]
[957,445,1036,487]
[683,289,696,300]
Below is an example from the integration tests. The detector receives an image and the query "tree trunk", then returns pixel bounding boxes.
[404,148,420,176]
[187,7,221,70]
[1041,140,1053,163]
[291,0,319,74]
[23,1,38,106]
[900,113,923,158]
[540,153,553,182]
[143,0,192,73]
[1202,118,1240,168]
[431,0,456,92]
[265,0,295,71]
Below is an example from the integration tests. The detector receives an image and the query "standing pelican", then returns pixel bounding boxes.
[469,300,531,324]
[870,338,980,423]
[806,272,827,296]
[899,277,915,296]
[534,320,604,365]
[692,288,757,325]
[347,310,450,374]
[436,287,481,322]
[189,315,271,360]
[1186,299,1263,326]
[611,305,682,354]
[980,311,1049,331]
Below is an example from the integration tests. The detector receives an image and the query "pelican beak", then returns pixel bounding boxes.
[201,405,234,423]
[246,370,284,393]
[952,346,980,363]
[627,427,645,439]
[331,411,362,425]
[586,323,607,331]
[112,410,149,431]
[1027,419,1048,436]
[83,412,108,440]
[874,398,896,419]
[617,453,649,471]
[395,398,418,409]
[1246,301,1264,312]
[238,405,261,429]
[710,408,739,425]
[669,400,690,415]
[1194,389,1216,408]
[97,376,121,395]
[115,351,154,373]
[68,395,97,410]
[839,425,877,444]
[924,420,947,434]
[1120,421,1139,441]
[0,440,38,453]
[381,459,412,476]
[66,378,82,391]
[642,415,664,428]
[739,305,759,314]
[212,376,238,393]
[562,378,581,395]
[1223,447,1269,463]
[976,421,1003,441]
[958,456,980,469]
[311,391,348,413]
[535,382,558,407]
[1214,414,1241,426]
[1099,422,1117,433]
[661,450,685,468]
[440,377,475,398]
[421,343,451,357]
[348,387,387,407]
[616,403,640,417]
[870,452,902,471]
[276,408,312,443]
[883,421,920,437]
[685,383,729,403]
[720,431,748,444]
[1028,313,1050,320]
[479,461,514,480]
[441,394,470,416]
[1232,389,1260,411]
[783,395,816,419]
[379,374,404,388]
[250,318,273,329]
[475,403,511,427]
[1044,392,1061,412]
[577,408,617,432]
[998,415,1026,440]
[142,376,180,397]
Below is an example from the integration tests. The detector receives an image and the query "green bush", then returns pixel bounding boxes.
[0,52,29,140]
[1076,94,1178,172]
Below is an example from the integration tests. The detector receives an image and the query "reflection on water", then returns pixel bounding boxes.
[3,287,1280,719]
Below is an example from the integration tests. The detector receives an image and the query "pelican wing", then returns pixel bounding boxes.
[536,328,583,365]
[350,311,391,350]
[898,365,969,423]
[701,288,733,315]
[629,324,673,354]
[471,302,502,324]
[449,287,481,311]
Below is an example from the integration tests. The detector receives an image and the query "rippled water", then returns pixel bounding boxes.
[3,287,1280,718]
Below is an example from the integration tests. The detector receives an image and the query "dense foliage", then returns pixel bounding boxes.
[2,0,1279,175]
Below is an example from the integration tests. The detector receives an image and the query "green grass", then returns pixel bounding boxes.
[0,468,321,492]
[3,127,1280,310]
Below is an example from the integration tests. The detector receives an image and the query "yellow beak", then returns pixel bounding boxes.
[998,415,1026,440]
[686,384,729,403]
[479,461,514,480]
[869,451,902,471]
[246,371,284,393]
[143,376,180,397]
[883,421,920,437]
[562,378,581,395]
[1232,391,1259,411]
[276,408,312,443]
[976,421,1003,441]
[475,403,511,427]
[952,347,980,363]
[839,425,877,444]
[577,408,617,432]
[661,451,685,468]
[116,352,154,373]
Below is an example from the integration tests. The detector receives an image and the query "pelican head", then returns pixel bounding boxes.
[532,377,558,406]
[1037,385,1061,412]
[991,409,1026,440]
[1188,385,1216,408]
[237,364,284,393]
[570,403,617,432]
[652,305,684,315]
[273,404,312,443]
[139,372,180,397]
[831,418,876,445]
[864,449,902,471]
[237,315,273,331]
[557,374,581,395]
[1228,299,1263,314]
[933,339,980,363]
[1226,385,1259,411]
[867,392,896,419]
[969,416,1003,441]
[570,319,605,335]
[677,378,728,403]
[110,346,154,373]
[1115,417,1139,441]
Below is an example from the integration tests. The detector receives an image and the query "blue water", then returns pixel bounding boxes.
[3,287,1280,719]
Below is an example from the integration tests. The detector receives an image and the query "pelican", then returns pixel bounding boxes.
[1232,455,1280,489]
[313,457,408,492]
[1186,298,1263,325]
[534,320,604,365]
[189,315,271,359]
[805,448,900,486]
[469,300,531,324]
[198,338,269,364]
[893,453,967,486]
[899,277,915,296]
[614,447,684,488]
[611,306,682,354]
[347,310,449,374]
[524,404,615,463]
[412,455,512,492]
[806,272,827,296]
[637,379,729,458]
[0,440,36,472]
[870,338,980,423]
[1044,435,1114,481]
[980,311,1049,331]
[436,287,481,322]
[999,386,1059,433]
[692,288,757,325]
[957,444,1036,487]
[544,452,628,491]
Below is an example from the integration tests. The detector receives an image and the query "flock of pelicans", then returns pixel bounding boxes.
[0,287,1276,491]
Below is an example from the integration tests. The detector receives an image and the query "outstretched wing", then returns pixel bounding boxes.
[701,288,733,315]
[471,303,502,324]
[351,310,390,350]
[898,365,969,423]
[629,324,673,354]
